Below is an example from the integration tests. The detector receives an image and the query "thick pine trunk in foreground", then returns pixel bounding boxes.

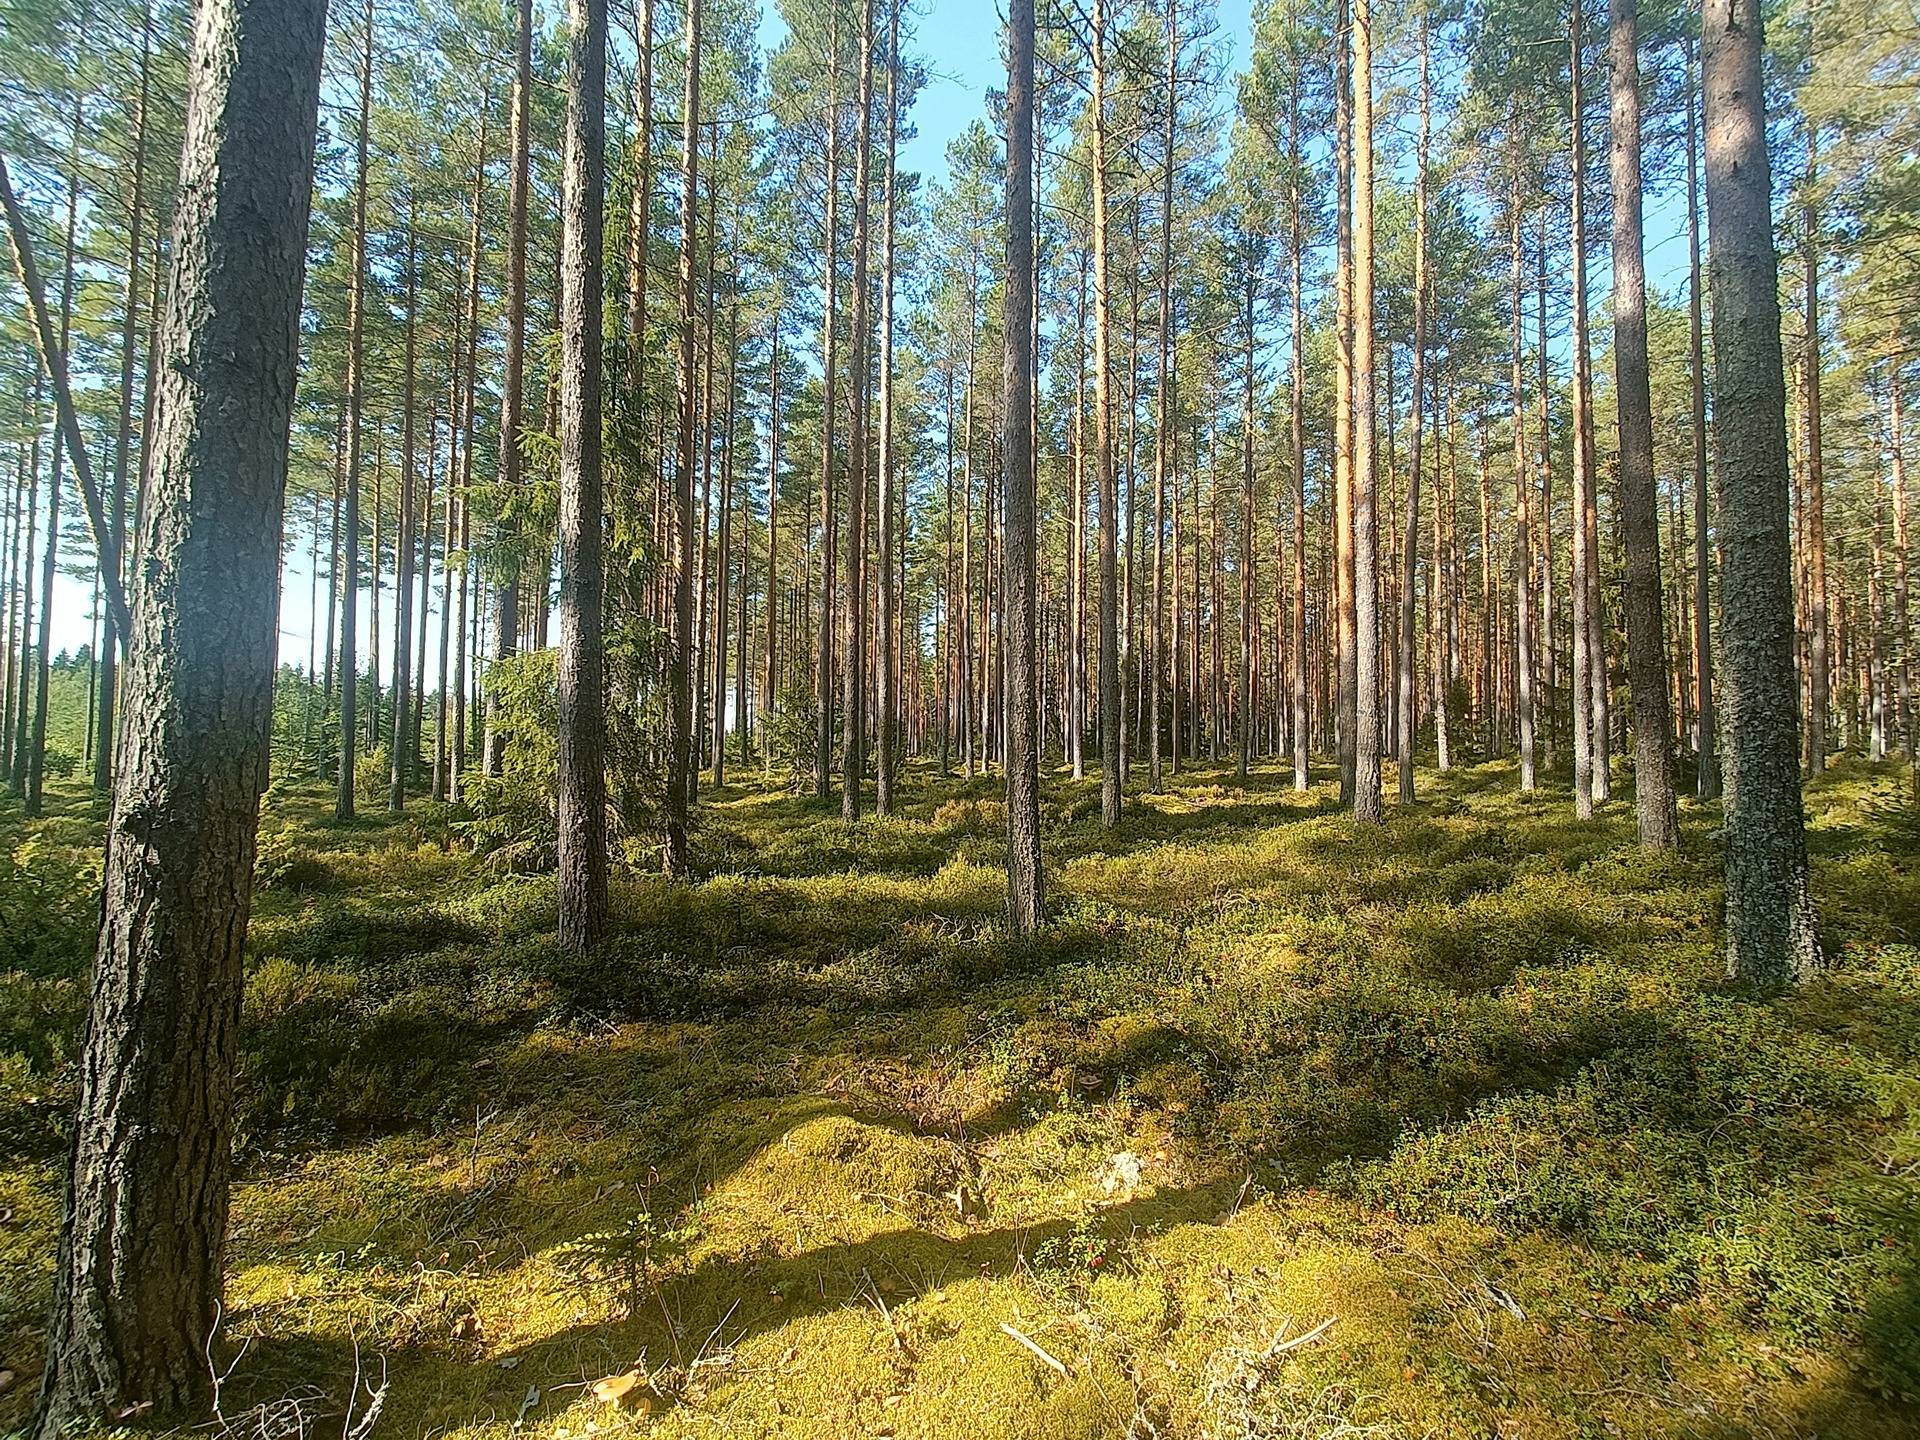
[1701,0,1820,988]
[32,0,326,1427]
[1608,0,1678,849]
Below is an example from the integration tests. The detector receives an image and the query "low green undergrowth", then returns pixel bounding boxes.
[2,756,1918,1438]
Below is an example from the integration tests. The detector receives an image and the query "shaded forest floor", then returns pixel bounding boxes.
[4,752,1920,1438]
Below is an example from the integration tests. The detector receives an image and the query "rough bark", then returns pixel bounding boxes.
[876,0,900,815]
[1334,0,1355,802]
[1289,82,1308,791]
[1003,0,1041,933]
[1608,0,1678,848]
[624,0,654,393]
[1351,0,1381,823]
[815,19,841,800]
[1568,10,1594,818]
[484,0,534,777]
[664,0,702,876]
[841,0,874,824]
[1802,134,1828,774]
[94,26,150,796]
[1092,0,1121,827]
[1396,15,1428,807]
[30,0,325,1426]
[1701,0,1821,987]
[1686,43,1718,795]
[390,214,419,813]
[336,1,374,820]
[1150,4,1177,795]
[1509,162,1536,792]
[558,0,609,948]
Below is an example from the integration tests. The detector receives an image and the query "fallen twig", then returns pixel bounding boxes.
[999,1321,1069,1377]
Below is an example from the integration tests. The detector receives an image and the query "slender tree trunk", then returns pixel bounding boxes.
[1004,0,1042,930]
[1150,5,1177,795]
[713,303,736,785]
[1802,131,1829,774]
[1509,159,1536,791]
[1091,0,1121,826]
[625,0,654,393]
[1568,8,1596,817]
[336,0,374,821]
[1351,0,1381,822]
[961,297,974,776]
[841,0,874,823]
[389,212,419,813]
[1892,371,1911,760]
[484,0,533,777]
[876,0,900,815]
[1289,83,1308,791]
[734,319,750,759]
[30,0,325,1425]
[665,0,701,875]
[557,0,609,947]
[92,29,150,796]
[1609,0,1678,847]
[451,111,486,803]
[1238,265,1255,781]
[21,124,79,812]
[815,21,842,801]
[1701,0,1821,987]
[1686,42,1718,795]
[1396,16,1428,806]
[0,173,132,643]
[764,325,781,721]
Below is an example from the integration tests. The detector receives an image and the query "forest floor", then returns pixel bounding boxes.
[3,753,1920,1439]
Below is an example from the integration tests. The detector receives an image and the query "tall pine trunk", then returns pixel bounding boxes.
[558,0,609,947]
[1607,0,1678,847]
[484,0,534,777]
[1004,0,1041,932]
[336,0,374,820]
[876,0,900,815]
[1351,0,1381,823]
[841,0,874,823]
[1686,42,1718,795]
[31,0,326,1424]
[1395,15,1428,806]
[665,0,702,875]
[1701,0,1821,987]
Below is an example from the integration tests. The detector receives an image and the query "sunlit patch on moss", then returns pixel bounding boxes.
[4,759,1920,1435]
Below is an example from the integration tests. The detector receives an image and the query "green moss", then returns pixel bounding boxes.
[4,759,1920,1436]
